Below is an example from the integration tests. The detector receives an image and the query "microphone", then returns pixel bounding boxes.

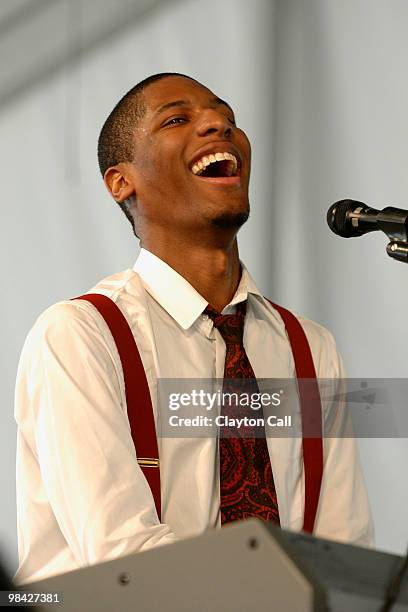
[327,199,408,242]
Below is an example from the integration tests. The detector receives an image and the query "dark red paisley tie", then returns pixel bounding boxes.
[205,301,280,526]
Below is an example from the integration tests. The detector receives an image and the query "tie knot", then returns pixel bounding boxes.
[204,301,246,345]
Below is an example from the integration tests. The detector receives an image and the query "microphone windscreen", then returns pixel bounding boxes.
[327,199,364,237]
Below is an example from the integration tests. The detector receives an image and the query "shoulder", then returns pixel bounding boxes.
[264,299,344,378]
[22,268,145,355]
[296,313,344,378]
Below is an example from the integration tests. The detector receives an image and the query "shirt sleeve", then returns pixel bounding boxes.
[15,300,177,568]
[300,319,375,547]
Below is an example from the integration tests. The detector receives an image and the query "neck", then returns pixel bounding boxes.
[141,233,241,312]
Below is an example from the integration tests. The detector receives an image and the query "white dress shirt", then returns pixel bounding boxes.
[14,248,373,585]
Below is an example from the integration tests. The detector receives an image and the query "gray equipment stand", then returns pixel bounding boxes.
[24,520,408,611]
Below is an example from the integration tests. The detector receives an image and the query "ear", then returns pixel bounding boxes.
[103,163,135,202]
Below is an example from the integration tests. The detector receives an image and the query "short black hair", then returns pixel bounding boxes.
[97,72,196,235]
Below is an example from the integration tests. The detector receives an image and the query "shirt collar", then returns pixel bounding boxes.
[133,248,264,330]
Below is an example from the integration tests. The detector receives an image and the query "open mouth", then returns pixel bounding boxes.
[190,151,240,178]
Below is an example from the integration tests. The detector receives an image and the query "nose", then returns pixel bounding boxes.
[196,109,233,138]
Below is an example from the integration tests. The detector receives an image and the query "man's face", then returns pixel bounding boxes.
[127,76,251,236]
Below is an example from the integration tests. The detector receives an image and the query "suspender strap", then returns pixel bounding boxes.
[267,300,323,534]
[72,293,322,532]
[73,294,161,520]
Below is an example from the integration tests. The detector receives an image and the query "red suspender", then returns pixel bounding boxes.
[267,300,323,534]
[73,294,322,533]
[73,294,161,521]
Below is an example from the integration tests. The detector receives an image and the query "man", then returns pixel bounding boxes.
[14,72,373,585]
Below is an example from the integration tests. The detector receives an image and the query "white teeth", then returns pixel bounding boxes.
[191,151,238,176]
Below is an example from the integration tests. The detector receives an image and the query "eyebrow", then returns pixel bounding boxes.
[154,96,235,116]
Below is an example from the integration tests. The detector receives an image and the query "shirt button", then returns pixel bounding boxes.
[202,314,209,320]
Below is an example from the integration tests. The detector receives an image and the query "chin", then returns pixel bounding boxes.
[210,210,250,230]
